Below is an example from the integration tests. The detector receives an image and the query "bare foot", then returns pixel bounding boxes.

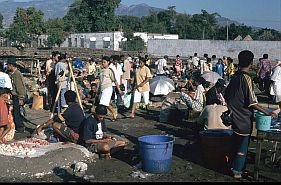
[129,113,135,118]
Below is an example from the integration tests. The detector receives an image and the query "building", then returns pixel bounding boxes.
[37,31,179,51]
[38,31,126,51]
[133,32,179,46]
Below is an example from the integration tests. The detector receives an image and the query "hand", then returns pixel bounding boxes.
[271,112,278,119]
[19,99,24,106]
[119,90,124,96]
[36,126,42,135]
[138,83,144,88]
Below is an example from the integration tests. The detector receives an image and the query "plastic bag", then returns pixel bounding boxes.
[123,94,132,109]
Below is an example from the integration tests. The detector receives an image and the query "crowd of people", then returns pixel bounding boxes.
[0,49,280,179]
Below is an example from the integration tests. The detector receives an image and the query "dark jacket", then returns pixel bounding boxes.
[10,69,27,98]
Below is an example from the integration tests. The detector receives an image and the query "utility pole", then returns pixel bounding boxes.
[226,20,229,41]
[203,26,205,40]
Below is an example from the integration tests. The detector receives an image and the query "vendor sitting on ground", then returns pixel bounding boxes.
[197,102,231,130]
[180,77,206,112]
[78,105,128,159]
[0,88,12,141]
[35,90,85,143]
[205,79,227,106]
[85,83,99,106]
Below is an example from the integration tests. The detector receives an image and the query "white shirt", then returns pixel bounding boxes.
[194,84,205,105]
[192,57,200,67]
[200,60,207,74]
[270,66,281,96]
[155,58,167,75]
[0,71,13,90]
[109,63,123,86]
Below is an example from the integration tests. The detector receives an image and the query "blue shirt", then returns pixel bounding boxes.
[216,63,224,77]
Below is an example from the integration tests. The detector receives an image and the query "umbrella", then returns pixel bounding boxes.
[149,76,175,95]
[201,71,223,84]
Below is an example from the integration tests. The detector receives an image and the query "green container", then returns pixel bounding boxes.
[255,112,271,131]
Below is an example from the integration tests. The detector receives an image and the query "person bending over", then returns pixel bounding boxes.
[36,90,85,143]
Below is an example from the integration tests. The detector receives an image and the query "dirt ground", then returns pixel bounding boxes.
[1,90,280,182]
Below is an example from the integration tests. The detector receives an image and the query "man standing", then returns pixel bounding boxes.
[192,53,200,69]
[130,57,153,118]
[109,55,123,107]
[215,58,224,77]
[224,50,277,179]
[45,51,60,110]
[257,54,272,97]
[6,57,27,133]
[122,56,133,93]
[55,54,69,113]
[155,55,168,76]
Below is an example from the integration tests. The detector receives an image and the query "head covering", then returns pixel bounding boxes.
[7,57,17,66]
[127,57,133,62]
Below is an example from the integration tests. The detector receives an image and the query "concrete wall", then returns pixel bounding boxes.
[147,39,281,60]
[38,32,124,51]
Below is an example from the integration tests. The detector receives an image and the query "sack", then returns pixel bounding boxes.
[220,109,233,126]
[32,92,43,110]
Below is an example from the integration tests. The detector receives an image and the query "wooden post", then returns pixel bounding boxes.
[254,131,262,181]
[67,61,84,113]
[50,70,66,119]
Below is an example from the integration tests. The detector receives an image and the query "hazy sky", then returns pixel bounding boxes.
[0,0,280,30]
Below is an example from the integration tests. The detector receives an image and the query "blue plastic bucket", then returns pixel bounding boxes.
[138,135,174,174]
[199,129,233,172]
[255,112,272,131]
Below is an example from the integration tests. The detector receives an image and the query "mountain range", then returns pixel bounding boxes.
[0,0,243,28]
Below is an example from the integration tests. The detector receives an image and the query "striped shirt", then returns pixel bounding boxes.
[224,71,258,135]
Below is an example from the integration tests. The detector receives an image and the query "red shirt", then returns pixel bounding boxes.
[0,97,9,126]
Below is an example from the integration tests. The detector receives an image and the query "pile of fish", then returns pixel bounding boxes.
[0,138,49,157]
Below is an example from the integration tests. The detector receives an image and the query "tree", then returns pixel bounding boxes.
[84,0,121,32]
[123,36,145,51]
[7,7,46,47]
[142,11,167,33]
[254,28,281,41]
[63,0,92,32]
[157,6,177,34]
[0,13,3,29]
[45,18,67,47]
[175,13,192,39]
